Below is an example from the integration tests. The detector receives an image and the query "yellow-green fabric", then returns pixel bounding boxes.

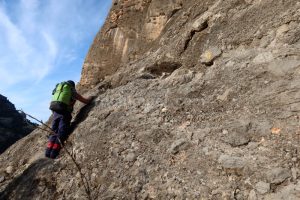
[51,82,72,106]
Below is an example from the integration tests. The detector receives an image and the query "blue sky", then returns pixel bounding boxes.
[0,0,112,122]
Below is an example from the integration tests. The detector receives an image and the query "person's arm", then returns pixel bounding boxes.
[75,93,92,104]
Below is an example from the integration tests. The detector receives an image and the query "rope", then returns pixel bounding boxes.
[18,110,92,200]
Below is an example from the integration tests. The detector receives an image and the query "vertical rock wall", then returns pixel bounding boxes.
[80,0,184,88]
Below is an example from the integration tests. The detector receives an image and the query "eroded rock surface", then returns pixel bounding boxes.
[1,0,300,199]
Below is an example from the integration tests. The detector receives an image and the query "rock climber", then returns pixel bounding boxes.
[45,80,92,159]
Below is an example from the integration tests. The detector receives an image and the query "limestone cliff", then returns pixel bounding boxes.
[0,94,35,154]
[80,0,184,88]
[1,0,300,199]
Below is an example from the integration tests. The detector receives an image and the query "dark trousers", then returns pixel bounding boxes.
[51,111,72,142]
[45,111,72,159]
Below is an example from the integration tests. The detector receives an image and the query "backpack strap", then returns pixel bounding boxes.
[56,82,66,101]
[52,83,59,95]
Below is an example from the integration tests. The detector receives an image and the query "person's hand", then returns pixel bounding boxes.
[86,96,94,104]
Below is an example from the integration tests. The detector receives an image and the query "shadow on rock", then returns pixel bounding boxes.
[70,98,96,133]
[0,158,57,200]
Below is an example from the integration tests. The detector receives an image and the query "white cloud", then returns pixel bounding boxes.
[19,0,39,33]
[0,3,55,85]
[0,0,112,121]
[0,8,32,63]
[42,32,57,59]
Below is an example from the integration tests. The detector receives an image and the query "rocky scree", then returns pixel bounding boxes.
[1,0,300,199]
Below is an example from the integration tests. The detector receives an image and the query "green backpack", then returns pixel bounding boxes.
[49,82,74,113]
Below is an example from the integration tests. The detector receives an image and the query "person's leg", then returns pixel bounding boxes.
[50,137,61,159]
[46,112,63,158]
[51,112,61,133]
[57,112,72,143]
[45,135,57,158]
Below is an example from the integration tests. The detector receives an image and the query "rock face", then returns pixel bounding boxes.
[1,0,300,199]
[0,94,35,154]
